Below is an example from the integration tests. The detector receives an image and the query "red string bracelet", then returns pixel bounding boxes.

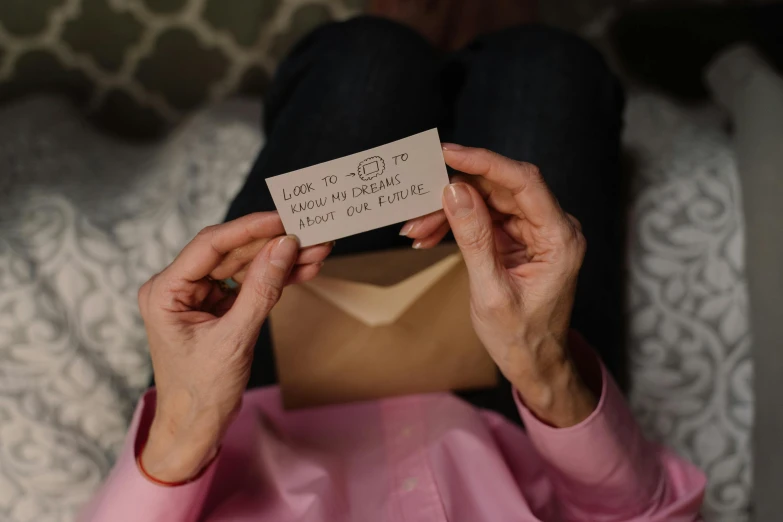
[136,440,218,487]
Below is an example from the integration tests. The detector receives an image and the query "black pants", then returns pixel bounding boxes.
[226,17,627,420]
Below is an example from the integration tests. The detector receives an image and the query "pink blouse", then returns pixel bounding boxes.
[80,350,705,521]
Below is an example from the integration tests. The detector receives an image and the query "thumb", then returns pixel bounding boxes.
[442,183,502,291]
[224,235,299,333]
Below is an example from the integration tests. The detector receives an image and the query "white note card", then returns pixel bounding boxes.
[266,128,449,247]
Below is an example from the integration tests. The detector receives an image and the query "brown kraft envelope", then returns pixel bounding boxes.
[269,244,498,409]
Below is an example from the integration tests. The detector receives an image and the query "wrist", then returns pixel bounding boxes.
[140,409,223,483]
[507,335,597,428]
[512,361,597,428]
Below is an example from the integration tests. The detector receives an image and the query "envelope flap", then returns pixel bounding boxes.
[319,243,459,286]
[305,253,461,326]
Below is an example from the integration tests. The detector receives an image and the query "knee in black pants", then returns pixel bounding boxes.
[267,15,441,121]
[470,25,622,106]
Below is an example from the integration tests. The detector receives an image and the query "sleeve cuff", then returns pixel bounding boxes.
[79,390,218,522]
[515,342,661,497]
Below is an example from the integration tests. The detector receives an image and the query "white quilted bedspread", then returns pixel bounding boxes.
[0,94,751,521]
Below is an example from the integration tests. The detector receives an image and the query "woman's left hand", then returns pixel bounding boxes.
[401,145,597,427]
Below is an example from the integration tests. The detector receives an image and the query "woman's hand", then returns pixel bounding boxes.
[137,212,332,483]
[403,145,597,427]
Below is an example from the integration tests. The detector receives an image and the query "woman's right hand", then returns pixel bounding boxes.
[404,145,597,427]
[137,213,332,483]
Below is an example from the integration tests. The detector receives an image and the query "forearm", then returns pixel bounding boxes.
[515,336,706,521]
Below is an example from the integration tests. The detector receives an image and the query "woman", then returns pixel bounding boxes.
[81,6,705,521]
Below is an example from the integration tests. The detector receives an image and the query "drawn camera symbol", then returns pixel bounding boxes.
[357,156,385,181]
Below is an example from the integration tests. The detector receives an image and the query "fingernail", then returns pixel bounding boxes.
[444,183,474,218]
[270,236,298,269]
[412,240,423,249]
[441,143,465,151]
[399,222,414,236]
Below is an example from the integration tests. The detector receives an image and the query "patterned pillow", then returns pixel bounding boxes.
[0,95,262,521]
[0,0,359,140]
[624,94,751,522]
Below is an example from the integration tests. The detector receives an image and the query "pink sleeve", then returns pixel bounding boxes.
[517,343,706,522]
[78,390,218,522]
